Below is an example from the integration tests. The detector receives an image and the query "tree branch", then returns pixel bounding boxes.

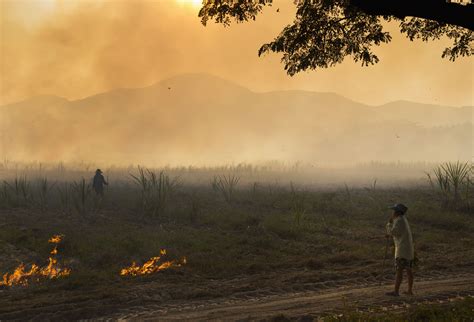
[350,0,474,31]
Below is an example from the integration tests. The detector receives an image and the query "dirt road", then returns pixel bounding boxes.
[115,273,474,320]
[1,272,472,320]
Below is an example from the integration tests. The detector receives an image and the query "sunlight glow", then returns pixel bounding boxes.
[8,0,56,26]
[175,0,202,8]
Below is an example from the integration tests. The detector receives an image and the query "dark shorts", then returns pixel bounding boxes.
[395,257,414,270]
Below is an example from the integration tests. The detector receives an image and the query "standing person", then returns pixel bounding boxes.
[92,169,108,197]
[385,203,414,296]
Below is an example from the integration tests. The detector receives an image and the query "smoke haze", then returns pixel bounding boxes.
[1,0,472,106]
[1,74,471,166]
[0,1,472,166]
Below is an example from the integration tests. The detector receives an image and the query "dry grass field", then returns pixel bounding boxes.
[0,162,472,320]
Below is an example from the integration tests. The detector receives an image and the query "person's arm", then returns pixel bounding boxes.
[102,175,108,185]
[387,218,403,238]
[385,222,392,236]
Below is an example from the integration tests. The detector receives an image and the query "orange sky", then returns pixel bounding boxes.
[1,0,473,106]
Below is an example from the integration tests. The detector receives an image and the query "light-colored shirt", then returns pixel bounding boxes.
[386,215,414,260]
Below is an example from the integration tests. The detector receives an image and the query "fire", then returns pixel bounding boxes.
[120,249,186,276]
[48,235,63,244]
[0,234,71,287]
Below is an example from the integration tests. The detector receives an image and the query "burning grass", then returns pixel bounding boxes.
[120,249,187,276]
[0,234,71,287]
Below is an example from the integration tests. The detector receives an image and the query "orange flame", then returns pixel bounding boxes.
[120,249,186,276]
[48,234,63,244]
[0,234,71,287]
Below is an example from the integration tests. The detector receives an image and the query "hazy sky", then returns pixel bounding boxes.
[1,0,473,107]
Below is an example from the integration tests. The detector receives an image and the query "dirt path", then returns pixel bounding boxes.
[116,273,474,320]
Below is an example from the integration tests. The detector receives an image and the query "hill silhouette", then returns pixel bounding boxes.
[1,73,472,165]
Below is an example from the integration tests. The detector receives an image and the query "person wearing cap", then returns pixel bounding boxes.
[92,169,108,197]
[385,203,414,296]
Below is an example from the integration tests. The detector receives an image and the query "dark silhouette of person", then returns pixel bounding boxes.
[92,169,108,197]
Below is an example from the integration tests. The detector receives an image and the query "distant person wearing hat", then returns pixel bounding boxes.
[385,203,414,296]
[92,169,108,197]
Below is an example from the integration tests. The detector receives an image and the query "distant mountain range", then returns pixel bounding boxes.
[1,73,472,165]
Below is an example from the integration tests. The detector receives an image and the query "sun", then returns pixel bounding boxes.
[175,0,202,8]
[37,0,56,10]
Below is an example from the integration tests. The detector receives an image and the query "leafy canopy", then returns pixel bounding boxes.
[199,0,473,74]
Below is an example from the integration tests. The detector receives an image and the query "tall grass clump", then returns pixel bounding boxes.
[426,161,472,209]
[57,182,71,213]
[364,179,377,196]
[443,161,471,203]
[4,175,32,207]
[189,192,201,224]
[130,166,179,217]
[464,175,472,210]
[290,182,306,227]
[211,174,240,203]
[0,181,10,208]
[36,177,56,210]
[312,192,338,232]
[71,178,91,214]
